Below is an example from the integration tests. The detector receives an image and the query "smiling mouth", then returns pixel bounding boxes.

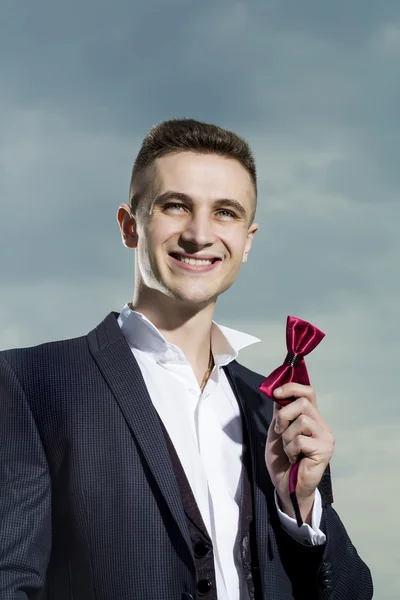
[169,253,220,266]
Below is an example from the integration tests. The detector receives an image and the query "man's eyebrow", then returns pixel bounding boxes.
[153,191,193,205]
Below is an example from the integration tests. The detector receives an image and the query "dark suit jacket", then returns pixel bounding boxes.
[0,312,373,600]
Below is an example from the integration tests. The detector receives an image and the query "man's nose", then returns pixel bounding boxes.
[180,213,218,248]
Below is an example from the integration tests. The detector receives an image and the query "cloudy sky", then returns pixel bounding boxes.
[1,0,399,596]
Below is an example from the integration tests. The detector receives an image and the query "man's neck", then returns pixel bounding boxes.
[130,292,216,380]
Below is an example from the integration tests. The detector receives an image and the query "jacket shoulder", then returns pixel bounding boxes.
[0,312,118,369]
[1,334,88,366]
[0,332,94,398]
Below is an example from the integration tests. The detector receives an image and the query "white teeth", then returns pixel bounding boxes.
[177,256,213,265]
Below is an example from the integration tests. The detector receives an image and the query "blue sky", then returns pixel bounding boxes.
[1,1,399,597]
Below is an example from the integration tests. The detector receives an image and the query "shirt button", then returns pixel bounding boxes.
[197,579,212,595]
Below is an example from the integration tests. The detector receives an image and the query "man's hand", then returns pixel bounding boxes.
[265,383,335,524]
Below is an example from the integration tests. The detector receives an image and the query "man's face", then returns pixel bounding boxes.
[132,151,258,307]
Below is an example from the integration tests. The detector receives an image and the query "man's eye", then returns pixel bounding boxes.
[216,209,236,218]
[164,203,186,212]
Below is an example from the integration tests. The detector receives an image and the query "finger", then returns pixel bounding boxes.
[274,383,317,407]
[285,436,333,466]
[284,435,325,464]
[281,414,320,446]
[275,397,321,434]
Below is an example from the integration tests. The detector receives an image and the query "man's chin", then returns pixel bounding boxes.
[167,286,219,309]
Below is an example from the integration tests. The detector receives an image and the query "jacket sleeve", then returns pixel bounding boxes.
[276,503,373,599]
[0,354,51,598]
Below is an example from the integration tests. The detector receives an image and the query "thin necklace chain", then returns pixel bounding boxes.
[200,347,214,393]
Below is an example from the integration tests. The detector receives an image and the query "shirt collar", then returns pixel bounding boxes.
[117,303,260,367]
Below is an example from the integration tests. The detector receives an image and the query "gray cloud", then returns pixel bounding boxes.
[1,1,399,597]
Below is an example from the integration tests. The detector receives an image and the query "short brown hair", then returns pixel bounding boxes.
[129,118,257,221]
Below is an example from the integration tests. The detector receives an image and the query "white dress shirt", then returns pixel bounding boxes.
[118,304,325,600]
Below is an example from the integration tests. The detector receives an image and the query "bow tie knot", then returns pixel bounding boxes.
[284,351,303,368]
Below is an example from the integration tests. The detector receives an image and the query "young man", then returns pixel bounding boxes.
[0,119,372,599]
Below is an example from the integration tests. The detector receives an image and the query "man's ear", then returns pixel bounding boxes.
[117,204,138,249]
[242,222,259,264]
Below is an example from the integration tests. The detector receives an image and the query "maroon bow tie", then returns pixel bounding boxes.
[259,316,325,527]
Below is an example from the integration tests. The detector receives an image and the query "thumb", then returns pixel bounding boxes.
[269,401,282,438]
[273,401,282,423]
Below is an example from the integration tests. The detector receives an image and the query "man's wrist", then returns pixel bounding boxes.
[274,489,326,546]
[276,491,315,525]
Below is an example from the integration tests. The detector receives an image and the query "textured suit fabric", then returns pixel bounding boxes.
[0,312,373,599]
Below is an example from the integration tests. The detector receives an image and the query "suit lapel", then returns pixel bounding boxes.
[87,312,193,563]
